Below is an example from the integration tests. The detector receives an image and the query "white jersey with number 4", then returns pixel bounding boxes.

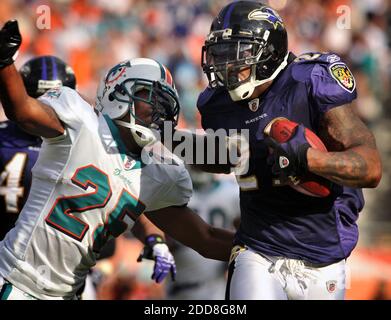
[0,87,192,300]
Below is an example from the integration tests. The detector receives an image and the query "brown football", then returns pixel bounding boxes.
[264,117,332,197]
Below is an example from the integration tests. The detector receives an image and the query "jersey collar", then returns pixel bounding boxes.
[103,114,128,155]
[101,114,144,169]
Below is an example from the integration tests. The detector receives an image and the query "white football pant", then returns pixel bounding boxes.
[0,277,37,300]
[226,246,346,300]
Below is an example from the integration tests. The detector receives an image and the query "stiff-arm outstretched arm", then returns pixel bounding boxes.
[145,205,234,261]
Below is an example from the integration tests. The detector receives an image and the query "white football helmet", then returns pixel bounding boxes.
[95,58,180,147]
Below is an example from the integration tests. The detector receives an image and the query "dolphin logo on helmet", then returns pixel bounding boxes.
[96,58,180,148]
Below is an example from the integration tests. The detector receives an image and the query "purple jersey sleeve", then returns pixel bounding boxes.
[309,60,357,114]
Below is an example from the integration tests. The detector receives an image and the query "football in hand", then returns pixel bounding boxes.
[264,117,332,197]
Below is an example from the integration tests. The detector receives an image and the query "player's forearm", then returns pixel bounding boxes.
[132,214,165,244]
[202,227,234,261]
[307,146,382,188]
[177,227,233,261]
[145,207,234,261]
[0,64,64,137]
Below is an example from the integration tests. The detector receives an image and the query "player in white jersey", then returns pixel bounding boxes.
[0,20,234,300]
[167,168,240,299]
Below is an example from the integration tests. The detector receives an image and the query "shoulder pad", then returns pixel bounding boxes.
[293,52,342,65]
[290,52,355,93]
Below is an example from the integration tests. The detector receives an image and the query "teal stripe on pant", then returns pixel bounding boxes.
[0,283,12,300]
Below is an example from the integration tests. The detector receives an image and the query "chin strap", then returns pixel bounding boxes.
[114,119,157,147]
[228,52,290,101]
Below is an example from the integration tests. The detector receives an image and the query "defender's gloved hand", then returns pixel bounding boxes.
[265,124,310,186]
[137,234,176,283]
[0,20,22,69]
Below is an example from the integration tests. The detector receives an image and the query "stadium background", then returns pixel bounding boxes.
[0,0,390,299]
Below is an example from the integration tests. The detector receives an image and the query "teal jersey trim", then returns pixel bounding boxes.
[103,115,129,157]
[103,115,144,170]
[0,283,12,300]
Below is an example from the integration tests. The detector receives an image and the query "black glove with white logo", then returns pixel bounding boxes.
[0,20,22,69]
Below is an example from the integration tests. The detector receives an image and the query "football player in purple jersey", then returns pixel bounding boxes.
[195,1,382,300]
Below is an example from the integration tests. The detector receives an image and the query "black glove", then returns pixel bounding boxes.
[265,124,310,186]
[0,20,22,69]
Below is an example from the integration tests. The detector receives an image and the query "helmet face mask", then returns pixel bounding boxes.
[201,1,289,101]
[96,58,180,148]
[111,78,179,129]
[203,37,267,90]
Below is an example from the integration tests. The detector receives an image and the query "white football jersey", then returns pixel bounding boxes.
[168,176,240,299]
[0,87,192,300]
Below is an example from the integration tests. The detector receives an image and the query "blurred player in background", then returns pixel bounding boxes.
[196,1,382,300]
[167,168,240,300]
[0,20,233,300]
[0,55,76,240]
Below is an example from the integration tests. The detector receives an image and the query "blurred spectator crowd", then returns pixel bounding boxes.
[1,0,389,127]
[0,0,390,299]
